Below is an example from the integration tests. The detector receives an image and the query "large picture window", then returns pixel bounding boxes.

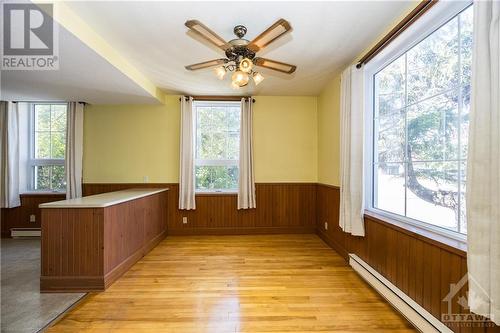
[30,103,67,191]
[194,101,240,191]
[371,5,472,235]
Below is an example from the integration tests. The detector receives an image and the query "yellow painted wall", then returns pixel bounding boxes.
[83,95,180,183]
[83,96,318,183]
[316,2,416,187]
[253,96,317,182]
[317,75,341,186]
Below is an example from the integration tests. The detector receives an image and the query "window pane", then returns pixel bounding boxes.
[51,166,66,191]
[51,132,66,158]
[34,105,51,131]
[196,106,240,160]
[35,132,50,158]
[51,105,67,131]
[199,132,226,160]
[459,161,467,234]
[460,6,473,89]
[34,166,51,190]
[407,17,459,104]
[373,162,405,216]
[375,108,405,163]
[195,166,238,191]
[460,88,470,159]
[406,161,459,231]
[407,92,459,161]
[375,57,405,115]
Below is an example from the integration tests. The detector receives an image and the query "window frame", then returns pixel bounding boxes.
[28,102,68,192]
[193,100,241,193]
[363,1,472,243]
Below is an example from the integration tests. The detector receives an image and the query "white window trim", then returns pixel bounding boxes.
[28,102,67,192]
[193,100,241,193]
[363,0,472,243]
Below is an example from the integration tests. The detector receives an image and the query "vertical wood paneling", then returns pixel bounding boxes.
[41,191,168,292]
[1,193,66,237]
[83,183,317,234]
[316,183,499,332]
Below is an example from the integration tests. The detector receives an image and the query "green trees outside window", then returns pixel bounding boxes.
[194,102,240,191]
[32,103,67,191]
[373,5,472,234]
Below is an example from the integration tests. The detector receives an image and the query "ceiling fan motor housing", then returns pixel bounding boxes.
[225,25,256,65]
[184,19,296,76]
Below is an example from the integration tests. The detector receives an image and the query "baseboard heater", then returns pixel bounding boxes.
[349,254,452,333]
[10,228,41,238]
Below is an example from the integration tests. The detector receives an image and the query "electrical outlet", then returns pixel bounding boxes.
[182,217,188,224]
[324,222,328,230]
[143,176,149,183]
[30,214,36,223]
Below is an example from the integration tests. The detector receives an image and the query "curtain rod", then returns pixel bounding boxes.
[179,96,255,103]
[8,101,87,104]
[356,0,438,69]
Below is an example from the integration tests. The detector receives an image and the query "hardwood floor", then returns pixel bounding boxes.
[48,235,416,332]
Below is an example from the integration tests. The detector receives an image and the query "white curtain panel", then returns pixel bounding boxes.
[65,102,84,199]
[238,97,256,209]
[0,101,21,208]
[466,1,500,325]
[339,66,365,236]
[179,96,196,210]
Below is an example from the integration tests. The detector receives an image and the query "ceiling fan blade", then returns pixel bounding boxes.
[185,20,230,51]
[254,57,296,74]
[247,19,292,52]
[185,59,226,71]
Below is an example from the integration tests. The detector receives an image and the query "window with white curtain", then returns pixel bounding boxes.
[194,101,240,192]
[369,4,473,236]
[29,103,67,191]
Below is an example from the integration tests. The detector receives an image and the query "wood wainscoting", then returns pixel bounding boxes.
[83,183,317,235]
[1,193,66,237]
[316,183,499,333]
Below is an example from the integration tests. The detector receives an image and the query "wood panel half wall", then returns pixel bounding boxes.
[83,183,317,235]
[316,183,499,333]
[1,193,66,237]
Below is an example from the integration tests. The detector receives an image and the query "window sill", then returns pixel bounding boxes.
[20,191,66,197]
[364,209,467,257]
[195,190,238,196]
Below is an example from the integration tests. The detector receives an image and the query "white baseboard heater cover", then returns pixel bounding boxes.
[10,228,41,237]
[349,253,452,333]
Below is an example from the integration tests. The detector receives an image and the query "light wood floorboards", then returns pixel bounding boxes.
[48,234,416,332]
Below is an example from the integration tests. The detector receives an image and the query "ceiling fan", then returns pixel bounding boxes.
[184,19,296,89]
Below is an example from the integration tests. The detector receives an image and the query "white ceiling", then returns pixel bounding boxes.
[62,1,413,96]
[1,23,159,104]
[3,1,413,103]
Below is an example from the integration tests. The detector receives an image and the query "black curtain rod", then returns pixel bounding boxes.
[8,101,87,104]
[179,96,255,103]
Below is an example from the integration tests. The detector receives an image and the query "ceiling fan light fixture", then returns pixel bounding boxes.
[214,66,226,80]
[232,70,249,87]
[239,58,253,73]
[253,72,265,86]
[184,19,296,88]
